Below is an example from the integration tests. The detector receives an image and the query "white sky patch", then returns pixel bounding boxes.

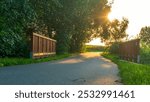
[109,0,150,38]
[86,38,105,46]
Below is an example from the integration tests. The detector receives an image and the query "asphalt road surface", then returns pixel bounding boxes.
[0,52,121,85]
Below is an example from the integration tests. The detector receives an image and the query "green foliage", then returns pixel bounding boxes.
[139,26,150,47]
[100,18,129,44]
[140,42,150,64]
[102,53,150,85]
[0,31,28,57]
[96,17,129,54]
[109,42,119,54]
[0,0,36,57]
[109,18,128,42]
[29,0,62,35]
[0,0,110,57]
[139,26,150,64]
[68,0,109,53]
[29,0,109,54]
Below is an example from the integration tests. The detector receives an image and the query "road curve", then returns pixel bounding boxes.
[0,52,121,85]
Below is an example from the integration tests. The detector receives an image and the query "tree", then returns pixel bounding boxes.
[139,26,150,47]
[30,0,110,54]
[69,0,106,52]
[54,0,110,53]
[29,0,62,37]
[97,18,129,45]
[0,0,36,57]
[108,18,129,42]
[0,0,112,57]
[93,9,129,54]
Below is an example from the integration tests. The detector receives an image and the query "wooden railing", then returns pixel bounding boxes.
[30,33,56,58]
[119,39,140,63]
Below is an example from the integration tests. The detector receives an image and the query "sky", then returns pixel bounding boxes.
[108,0,150,38]
[88,0,150,45]
[86,38,105,46]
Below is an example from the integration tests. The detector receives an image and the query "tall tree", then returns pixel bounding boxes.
[30,0,109,54]
[29,0,62,37]
[69,0,106,52]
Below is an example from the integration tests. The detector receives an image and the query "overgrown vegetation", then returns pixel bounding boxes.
[140,42,150,64]
[0,54,71,67]
[139,26,150,64]
[102,53,150,85]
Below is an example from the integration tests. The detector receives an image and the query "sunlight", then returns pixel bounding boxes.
[108,0,150,38]
[108,11,122,21]
[86,38,105,46]
[88,0,150,45]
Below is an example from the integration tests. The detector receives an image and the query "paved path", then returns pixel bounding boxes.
[0,52,121,85]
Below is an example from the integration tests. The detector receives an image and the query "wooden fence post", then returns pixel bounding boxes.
[30,33,33,59]
[26,28,34,58]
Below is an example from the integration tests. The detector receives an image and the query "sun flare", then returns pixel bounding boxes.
[89,0,150,45]
[108,12,123,21]
[108,13,115,21]
[108,4,125,21]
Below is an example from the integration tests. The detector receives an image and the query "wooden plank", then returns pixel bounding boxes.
[33,33,56,42]
[119,39,140,63]
[33,52,56,56]
[31,33,56,59]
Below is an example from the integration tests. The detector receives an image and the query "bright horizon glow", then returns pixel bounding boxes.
[108,0,150,38]
[86,38,105,46]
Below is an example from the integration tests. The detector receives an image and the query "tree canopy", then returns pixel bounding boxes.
[0,0,129,57]
[30,0,110,54]
[95,16,129,45]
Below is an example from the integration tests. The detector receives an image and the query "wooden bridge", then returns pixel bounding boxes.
[30,33,56,58]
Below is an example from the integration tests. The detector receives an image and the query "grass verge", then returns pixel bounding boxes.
[102,53,150,85]
[0,54,71,67]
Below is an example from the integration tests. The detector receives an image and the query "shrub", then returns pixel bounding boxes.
[0,30,29,57]
[140,42,150,64]
[109,42,119,54]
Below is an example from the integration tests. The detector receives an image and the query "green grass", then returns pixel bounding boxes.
[0,54,71,67]
[102,53,150,85]
[86,45,105,52]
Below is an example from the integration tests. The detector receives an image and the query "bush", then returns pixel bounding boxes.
[140,42,150,64]
[0,0,36,58]
[109,42,119,54]
[0,30,29,57]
